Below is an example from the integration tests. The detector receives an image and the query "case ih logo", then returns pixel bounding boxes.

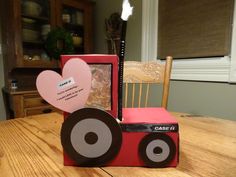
[152,125,177,132]
[121,124,178,132]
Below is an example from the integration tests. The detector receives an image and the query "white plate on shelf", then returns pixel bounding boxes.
[22,29,39,41]
[22,0,42,16]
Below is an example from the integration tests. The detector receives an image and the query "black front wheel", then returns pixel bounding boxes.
[139,133,176,167]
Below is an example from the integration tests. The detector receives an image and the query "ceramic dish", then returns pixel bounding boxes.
[72,36,82,47]
[22,28,39,41]
[22,18,37,30]
[22,0,42,16]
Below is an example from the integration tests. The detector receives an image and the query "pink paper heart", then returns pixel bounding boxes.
[36,58,92,113]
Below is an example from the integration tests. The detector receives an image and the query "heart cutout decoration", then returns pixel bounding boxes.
[36,58,92,113]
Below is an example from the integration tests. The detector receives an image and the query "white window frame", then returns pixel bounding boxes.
[141,0,236,83]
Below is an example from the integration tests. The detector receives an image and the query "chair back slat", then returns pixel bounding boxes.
[138,83,142,107]
[131,83,135,107]
[145,83,150,107]
[124,83,128,108]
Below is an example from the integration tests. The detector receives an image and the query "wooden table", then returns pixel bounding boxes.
[0,112,235,177]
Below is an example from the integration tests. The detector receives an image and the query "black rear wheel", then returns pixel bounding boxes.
[61,108,122,166]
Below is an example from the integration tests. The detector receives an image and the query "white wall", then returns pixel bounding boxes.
[93,0,142,61]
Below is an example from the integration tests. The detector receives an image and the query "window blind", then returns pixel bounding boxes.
[157,0,234,59]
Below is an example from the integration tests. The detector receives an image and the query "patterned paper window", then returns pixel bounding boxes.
[86,64,112,110]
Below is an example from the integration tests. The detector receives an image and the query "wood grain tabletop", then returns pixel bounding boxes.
[0,112,235,177]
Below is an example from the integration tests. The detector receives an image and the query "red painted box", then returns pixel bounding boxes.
[60,55,179,168]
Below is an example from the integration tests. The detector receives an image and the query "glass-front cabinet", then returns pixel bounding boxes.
[0,0,94,118]
[1,0,93,88]
[20,0,56,67]
[58,0,93,54]
[61,5,84,53]
[2,0,94,69]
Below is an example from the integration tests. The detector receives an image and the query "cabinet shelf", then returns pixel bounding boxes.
[20,59,59,68]
[22,14,49,22]
[23,40,44,46]
[63,23,84,37]
[63,22,83,30]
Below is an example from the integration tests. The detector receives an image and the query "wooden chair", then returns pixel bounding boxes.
[123,56,173,109]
